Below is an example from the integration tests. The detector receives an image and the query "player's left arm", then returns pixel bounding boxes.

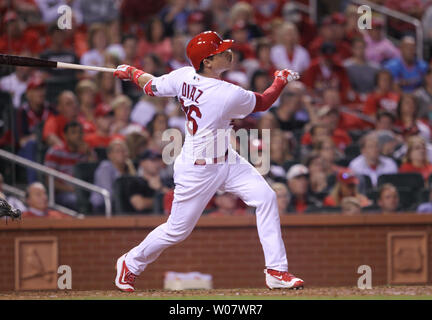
[253,69,300,113]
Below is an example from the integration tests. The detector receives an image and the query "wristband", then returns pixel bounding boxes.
[132,69,146,87]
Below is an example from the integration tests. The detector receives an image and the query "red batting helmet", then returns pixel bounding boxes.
[186,31,234,70]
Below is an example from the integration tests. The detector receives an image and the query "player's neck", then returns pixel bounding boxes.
[199,69,222,80]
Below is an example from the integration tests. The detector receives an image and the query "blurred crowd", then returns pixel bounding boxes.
[2,0,432,218]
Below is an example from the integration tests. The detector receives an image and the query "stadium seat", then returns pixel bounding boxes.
[73,162,100,214]
[113,176,148,215]
[377,173,424,190]
[344,144,361,160]
[94,147,108,161]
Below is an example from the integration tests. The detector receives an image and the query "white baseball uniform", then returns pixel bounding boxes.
[124,66,288,274]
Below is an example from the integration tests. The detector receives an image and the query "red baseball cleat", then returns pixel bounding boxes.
[115,254,137,292]
[264,268,304,290]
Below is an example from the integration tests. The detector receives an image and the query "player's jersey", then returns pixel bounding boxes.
[148,66,256,162]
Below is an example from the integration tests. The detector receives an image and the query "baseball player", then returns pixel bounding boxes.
[113,31,304,291]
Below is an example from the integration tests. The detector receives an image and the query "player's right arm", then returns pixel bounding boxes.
[113,64,154,90]
[114,64,181,97]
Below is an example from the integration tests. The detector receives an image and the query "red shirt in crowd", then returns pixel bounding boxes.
[302,57,352,103]
[363,92,400,116]
[301,128,352,150]
[0,29,42,55]
[42,114,70,143]
[399,162,432,181]
[84,133,124,148]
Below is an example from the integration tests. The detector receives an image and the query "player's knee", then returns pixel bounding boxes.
[165,226,193,243]
[256,188,277,205]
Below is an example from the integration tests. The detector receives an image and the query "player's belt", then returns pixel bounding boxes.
[194,150,229,165]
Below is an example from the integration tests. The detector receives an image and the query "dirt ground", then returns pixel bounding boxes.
[1,286,432,299]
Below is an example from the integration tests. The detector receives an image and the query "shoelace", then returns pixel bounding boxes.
[125,271,136,285]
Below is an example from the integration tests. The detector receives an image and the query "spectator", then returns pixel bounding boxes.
[0,11,42,54]
[40,24,79,79]
[84,103,124,148]
[384,36,428,93]
[308,14,351,60]
[319,87,373,131]
[399,135,432,181]
[111,95,142,136]
[385,0,423,39]
[146,112,169,152]
[302,42,352,103]
[105,19,126,62]
[349,131,398,187]
[125,131,150,162]
[269,129,294,182]
[90,139,136,212]
[377,183,400,214]
[281,2,317,48]
[306,153,331,201]
[417,189,432,213]
[250,70,272,93]
[138,17,172,63]
[44,121,96,210]
[81,0,119,25]
[160,0,191,37]
[185,10,209,38]
[270,82,310,132]
[22,182,69,218]
[343,37,379,97]
[413,67,432,120]
[35,0,83,24]
[270,22,310,74]
[75,79,97,134]
[363,18,401,65]
[125,150,171,214]
[394,93,430,141]
[244,40,277,79]
[167,34,189,71]
[323,169,371,207]
[226,1,264,39]
[271,182,291,215]
[16,75,52,182]
[80,23,108,77]
[43,90,79,147]
[341,197,362,215]
[301,107,352,151]
[95,66,122,105]
[120,34,142,67]
[363,69,400,118]
[0,65,31,109]
[286,164,321,213]
[208,191,248,217]
[314,136,344,176]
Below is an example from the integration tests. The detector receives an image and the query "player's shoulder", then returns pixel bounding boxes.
[167,66,195,77]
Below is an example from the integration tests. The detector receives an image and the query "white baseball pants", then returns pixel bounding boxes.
[125,150,288,275]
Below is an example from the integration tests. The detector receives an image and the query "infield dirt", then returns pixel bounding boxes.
[1,286,432,299]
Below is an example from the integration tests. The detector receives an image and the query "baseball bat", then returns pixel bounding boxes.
[0,53,116,73]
